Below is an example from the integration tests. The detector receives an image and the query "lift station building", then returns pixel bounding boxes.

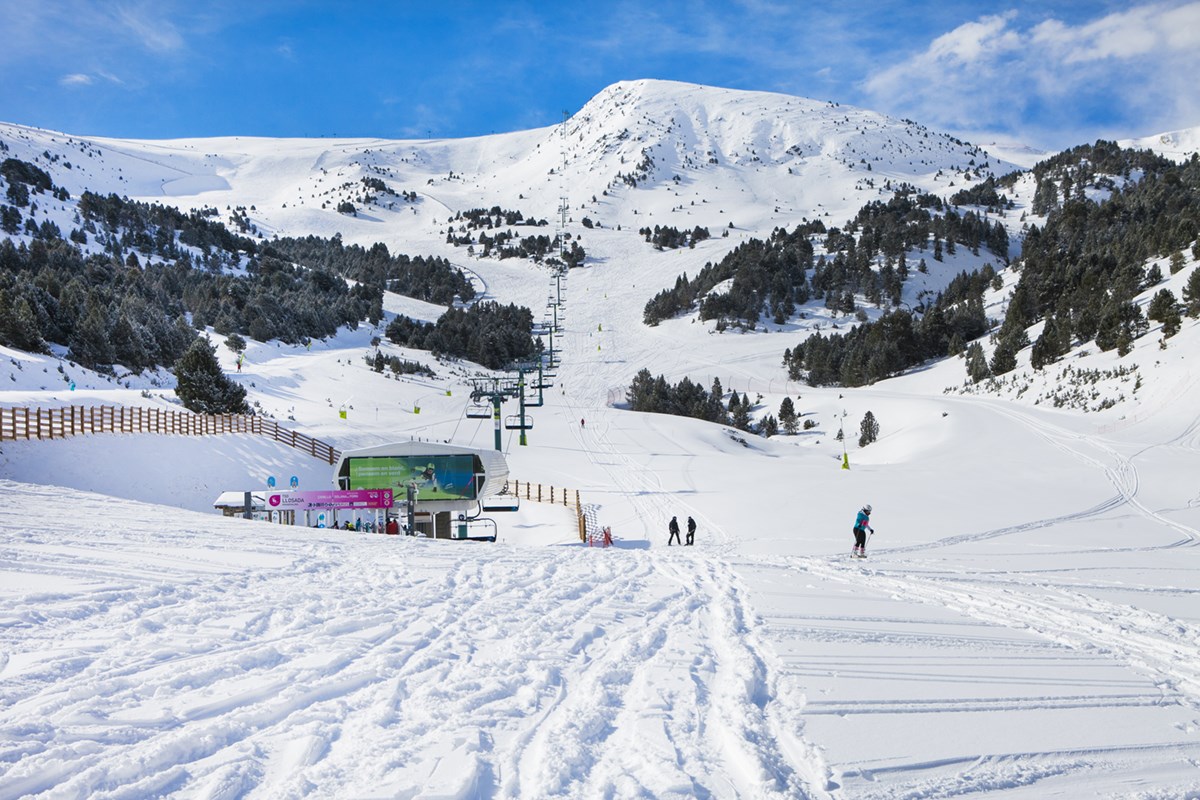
[331,441,509,538]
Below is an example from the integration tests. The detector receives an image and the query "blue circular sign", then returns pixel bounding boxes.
[289,475,299,489]
[267,476,276,488]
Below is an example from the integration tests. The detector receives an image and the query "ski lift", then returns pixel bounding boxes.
[482,492,520,512]
[504,414,533,430]
[533,378,553,390]
[466,402,492,419]
[451,515,498,542]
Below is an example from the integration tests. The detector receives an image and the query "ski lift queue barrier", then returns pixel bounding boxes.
[0,405,341,465]
[505,479,588,542]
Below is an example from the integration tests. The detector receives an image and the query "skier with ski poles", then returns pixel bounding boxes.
[852,504,874,558]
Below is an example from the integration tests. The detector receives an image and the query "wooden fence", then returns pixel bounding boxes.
[505,479,587,541]
[0,405,341,464]
[1,405,592,538]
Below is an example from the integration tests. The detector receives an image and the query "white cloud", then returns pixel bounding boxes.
[1032,2,1200,63]
[861,1,1200,148]
[114,5,184,53]
[57,70,124,89]
[926,12,1021,64]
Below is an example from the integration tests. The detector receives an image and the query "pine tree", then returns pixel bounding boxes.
[858,411,879,447]
[729,392,752,431]
[778,396,799,434]
[68,305,115,370]
[1030,313,1069,370]
[1169,251,1186,275]
[760,414,779,438]
[0,294,47,353]
[1148,288,1179,336]
[1183,268,1200,317]
[965,342,990,382]
[989,336,1018,375]
[225,333,247,354]
[110,313,149,372]
[173,337,250,414]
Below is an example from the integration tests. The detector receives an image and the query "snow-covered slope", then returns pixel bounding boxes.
[1122,124,1200,162]
[0,79,1021,265]
[2,81,1200,798]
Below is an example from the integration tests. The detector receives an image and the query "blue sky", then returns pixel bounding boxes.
[2,1,1198,151]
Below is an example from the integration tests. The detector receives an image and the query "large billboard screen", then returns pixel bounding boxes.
[347,455,478,501]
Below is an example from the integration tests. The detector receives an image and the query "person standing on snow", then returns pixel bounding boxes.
[852,504,874,558]
[668,516,682,546]
[686,516,696,546]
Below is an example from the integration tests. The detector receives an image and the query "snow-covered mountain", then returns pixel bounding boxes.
[2,80,1200,798]
[0,79,1024,255]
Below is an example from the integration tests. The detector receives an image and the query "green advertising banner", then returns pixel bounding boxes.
[348,455,477,501]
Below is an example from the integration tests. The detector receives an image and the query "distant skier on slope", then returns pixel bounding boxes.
[668,516,682,546]
[852,504,874,558]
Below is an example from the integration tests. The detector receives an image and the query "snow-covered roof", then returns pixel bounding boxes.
[212,490,267,509]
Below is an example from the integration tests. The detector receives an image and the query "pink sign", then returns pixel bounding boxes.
[267,489,394,511]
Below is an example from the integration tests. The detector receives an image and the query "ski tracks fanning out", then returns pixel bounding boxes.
[0,501,831,799]
[506,553,830,798]
[974,400,1200,546]
[791,555,1200,712]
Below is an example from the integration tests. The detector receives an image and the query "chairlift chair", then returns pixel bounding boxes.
[465,402,492,419]
[482,493,520,512]
[504,414,533,430]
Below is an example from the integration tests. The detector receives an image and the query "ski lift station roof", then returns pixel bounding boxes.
[331,441,510,509]
[212,491,267,513]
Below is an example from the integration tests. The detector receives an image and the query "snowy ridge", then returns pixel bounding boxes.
[0,78,1023,264]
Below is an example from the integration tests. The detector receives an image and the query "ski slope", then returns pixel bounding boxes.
[3,80,1200,797]
[4,307,1200,797]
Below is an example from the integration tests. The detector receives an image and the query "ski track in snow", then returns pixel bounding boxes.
[765,545,1200,797]
[885,396,1200,554]
[0,484,832,799]
[750,394,1200,797]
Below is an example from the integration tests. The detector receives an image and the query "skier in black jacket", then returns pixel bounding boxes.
[668,516,682,546]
